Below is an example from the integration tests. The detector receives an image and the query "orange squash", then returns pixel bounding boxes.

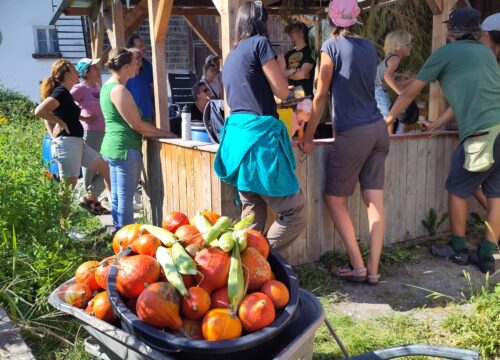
[181,287,211,320]
[75,260,100,291]
[260,280,289,310]
[95,257,114,290]
[210,287,230,309]
[202,308,242,341]
[162,211,190,233]
[181,319,204,340]
[137,282,182,330]
[241,247,272,291]
[131,234,161,257]
[246,230,270,259]
[92,291,115,323]
[116,255,160,298]
[195,248,231,294]
[112,223,142,254]
[175,225,204,247]
[238,292,275,333]
[64,283,92,309]
[201,210,221,225]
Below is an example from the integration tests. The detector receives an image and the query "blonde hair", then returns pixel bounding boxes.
[383,30,412,56]
[105,48,134,72]
[39,59,73,100]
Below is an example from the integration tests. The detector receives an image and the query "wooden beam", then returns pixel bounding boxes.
[89,14,105,59]
[64,7,91,16]
[172,7,219,16]
[148,0,170,130]
[183,15,222,57]
[425,0,443,15]
[124,0,148,39]
[154,0,173,44]
[220,0,244,62]
[212,0,221,14]
[103,0,125,48]
[428,0,456,121]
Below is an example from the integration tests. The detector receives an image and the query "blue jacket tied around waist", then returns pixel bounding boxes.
[214,114,299,197]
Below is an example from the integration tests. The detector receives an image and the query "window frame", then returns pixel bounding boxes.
[32,25,60,58]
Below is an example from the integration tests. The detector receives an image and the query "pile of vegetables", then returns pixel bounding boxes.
[60,209,290,342]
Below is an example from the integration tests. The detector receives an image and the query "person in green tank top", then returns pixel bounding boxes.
[100,48,175,231]
[386,8,500,275]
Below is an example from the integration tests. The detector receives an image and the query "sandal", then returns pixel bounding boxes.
[79,199,110,215]
[367,274,381,285]
[331,262,367,282]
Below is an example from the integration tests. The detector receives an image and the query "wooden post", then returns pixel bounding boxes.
[218,0,244,62]
[427,0,456,121]
[142,0,172,226]
[89,15,105,59]
[103,0,125,49]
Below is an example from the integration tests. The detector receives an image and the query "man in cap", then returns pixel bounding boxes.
[386,7,500,274]
[71,57,109,214]
[201,54,223,100]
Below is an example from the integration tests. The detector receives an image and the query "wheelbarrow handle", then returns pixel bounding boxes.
[348,344,480,360]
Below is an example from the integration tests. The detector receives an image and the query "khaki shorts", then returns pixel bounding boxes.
[51,136,102,178]
[325,120,389,196]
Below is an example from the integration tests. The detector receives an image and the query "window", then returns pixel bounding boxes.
[33,26,59,57]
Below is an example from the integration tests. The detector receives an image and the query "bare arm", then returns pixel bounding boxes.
[299,51,334,153]
[419,106,454,132]
[262,58,290,101]
[288,62,314,81]
[34,97,70,136]
[383,56,403,94]
[386,79,428,127]
[110,85,175,138]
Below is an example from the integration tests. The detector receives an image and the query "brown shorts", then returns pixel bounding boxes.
[325,120,389,196]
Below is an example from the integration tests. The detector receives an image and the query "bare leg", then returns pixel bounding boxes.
[61,176,78,218]
[448,193,468,237]
[362,189,385,277]
[324,194,364,270]
[473,187,488,211]
[87,158,111,203]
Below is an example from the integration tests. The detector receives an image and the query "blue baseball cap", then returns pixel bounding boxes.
[76,58,100,77]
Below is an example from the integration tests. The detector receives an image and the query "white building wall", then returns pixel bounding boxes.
[0,0,60,102]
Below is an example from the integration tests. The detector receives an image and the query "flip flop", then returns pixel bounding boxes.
[331,263,367,282]
[79,199,110,215]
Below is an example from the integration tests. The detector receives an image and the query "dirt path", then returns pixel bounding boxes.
[330,247,499,320]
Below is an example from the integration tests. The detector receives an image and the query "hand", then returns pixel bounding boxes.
[299,138,315,154]
[418,119,435,132]
[53,121,70,137]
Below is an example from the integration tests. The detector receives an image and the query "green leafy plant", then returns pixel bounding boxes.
[421,208,448,236]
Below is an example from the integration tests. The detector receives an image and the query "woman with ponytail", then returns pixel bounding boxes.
[100,48,175,231]
[35,59,111,215]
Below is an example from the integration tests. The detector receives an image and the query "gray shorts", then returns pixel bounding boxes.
[446,133,500,198]
[51,136,102,178]
[325,120,389,196]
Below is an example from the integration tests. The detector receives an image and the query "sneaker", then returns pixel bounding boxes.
[469,249,495,274]
[430,244,469,265]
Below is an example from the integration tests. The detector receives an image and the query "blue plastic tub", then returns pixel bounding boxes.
[42,133,59,179]
[191,125,211,143]
[107,248,300,360]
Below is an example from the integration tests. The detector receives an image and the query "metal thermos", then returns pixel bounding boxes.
[181,105,191,141]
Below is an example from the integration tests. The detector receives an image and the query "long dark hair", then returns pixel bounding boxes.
[234,1,269,45]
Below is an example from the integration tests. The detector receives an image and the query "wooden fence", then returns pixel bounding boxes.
[142,132,484,266]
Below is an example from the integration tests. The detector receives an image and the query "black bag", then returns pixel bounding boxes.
[396,100,420,124]
[202,99,225,144]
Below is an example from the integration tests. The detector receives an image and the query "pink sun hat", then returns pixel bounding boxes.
[328,0,361,27]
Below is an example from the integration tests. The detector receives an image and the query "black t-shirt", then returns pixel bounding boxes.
[190,103,205,122]
[50,85,83,137]
[285,45,316,97]
[222,35,278,118]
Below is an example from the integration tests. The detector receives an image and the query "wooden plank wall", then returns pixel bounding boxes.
[152,134,485,265]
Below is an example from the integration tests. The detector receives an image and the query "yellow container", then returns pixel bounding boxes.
[277,108,293,137]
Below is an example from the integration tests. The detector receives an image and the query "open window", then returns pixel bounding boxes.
[32,26,60,58]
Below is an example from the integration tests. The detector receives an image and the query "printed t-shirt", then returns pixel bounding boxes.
[321,36,383,132]
[222,35,278,118]
[417,40,500,141]
[285,45,316,97]
[70,83,105,131]
[50,85,83,137]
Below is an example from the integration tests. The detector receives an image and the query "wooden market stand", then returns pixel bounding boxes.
[54,0,486,265]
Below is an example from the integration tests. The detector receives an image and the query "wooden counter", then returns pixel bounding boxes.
[141,131,484,266]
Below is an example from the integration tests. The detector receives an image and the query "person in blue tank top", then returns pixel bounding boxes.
[300,0,389,284]
[214,1,306,251]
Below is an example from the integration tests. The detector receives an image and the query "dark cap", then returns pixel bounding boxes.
[204,54,220,65]
[444,7,481,29]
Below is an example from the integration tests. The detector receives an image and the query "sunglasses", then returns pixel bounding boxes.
[199,88,210,94]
